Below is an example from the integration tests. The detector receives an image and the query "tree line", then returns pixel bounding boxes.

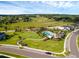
[0,14,79,25]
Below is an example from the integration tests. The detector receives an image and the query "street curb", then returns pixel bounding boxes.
[0,53,15,58]
[76,35,79,52]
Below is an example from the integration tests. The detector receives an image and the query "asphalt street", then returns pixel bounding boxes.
[67,30,79,58]
[0,45,54,58]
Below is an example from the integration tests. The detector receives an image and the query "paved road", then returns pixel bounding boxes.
[67,30,79,58]
[0,45,54,58]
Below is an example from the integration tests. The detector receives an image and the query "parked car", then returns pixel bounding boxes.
[45,52,52,55]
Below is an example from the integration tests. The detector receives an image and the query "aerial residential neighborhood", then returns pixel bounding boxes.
[0,1,79,58]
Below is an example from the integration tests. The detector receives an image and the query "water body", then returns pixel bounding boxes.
[0,55,9,58]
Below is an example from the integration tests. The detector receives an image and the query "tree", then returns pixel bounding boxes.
[15,26,21,32]
[4,26,8,32]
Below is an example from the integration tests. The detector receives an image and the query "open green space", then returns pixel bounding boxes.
[23,39,64,53]
[0,32,19,45]
[7,17,73,28]
[0,31,65,53]
[0,15,73,53]
[0,31,42,45]
[0,16,73,31]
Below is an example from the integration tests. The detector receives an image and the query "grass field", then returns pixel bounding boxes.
[0,17,72,52]
[6,21,73,30]
[23,39,64,53]
[0,31,64,53]
[0,31,42,45]
[0,17,73,31]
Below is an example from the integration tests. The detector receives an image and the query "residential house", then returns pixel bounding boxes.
[57,26,71,30]
[64,26,74,30]
[53,32,65,39]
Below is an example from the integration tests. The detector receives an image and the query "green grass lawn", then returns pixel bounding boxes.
[6,21,73,30]
[0,16,71,53]
[0,17,73,31]
[0,31,64,53]
[0,32,19,45]
[0,31,42,45]
[23,39,64,53]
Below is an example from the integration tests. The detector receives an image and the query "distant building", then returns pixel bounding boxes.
[46,25,74,31]
[57,26,71,30]
[63,26,74,30]
[58,32,65,38]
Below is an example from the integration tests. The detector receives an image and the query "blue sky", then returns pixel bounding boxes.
[0,1,79,15]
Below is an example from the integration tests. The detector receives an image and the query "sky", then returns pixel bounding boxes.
[0,1,79,15]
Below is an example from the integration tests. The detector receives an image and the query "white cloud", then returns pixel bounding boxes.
[42,1,77,8]
[0,8,34,14]
[0,11,20,15]
[0,9,26,15]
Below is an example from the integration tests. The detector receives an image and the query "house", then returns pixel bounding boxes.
[0,33,6,40]
[42,31,54,39]
[42,30,65,41]
[63,26,75,30]
[57,26,65,30]
[57,26,71,30]
[46,25,74,31]
[53,33,59,39]
[42,31,65,39]
[58,32,65,38]
[53,32,65,39]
